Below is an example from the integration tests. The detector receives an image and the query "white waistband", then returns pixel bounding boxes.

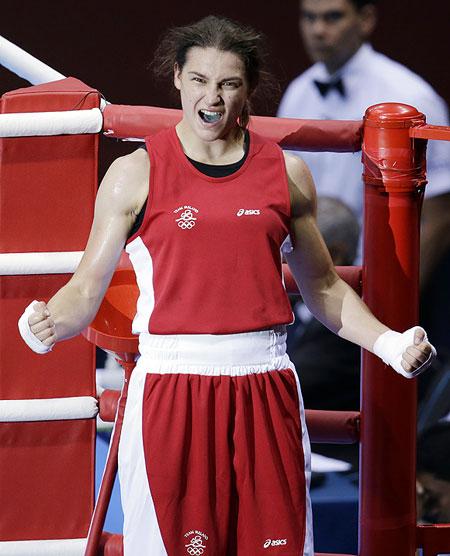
[135,327,291,376]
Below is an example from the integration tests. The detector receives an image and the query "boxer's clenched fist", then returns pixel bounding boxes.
[28,301,57,348]
[18,299,56,354]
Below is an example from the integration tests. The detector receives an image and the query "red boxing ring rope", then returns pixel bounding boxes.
[98,389,360,444]
[283,264,362,296]
[102,104,363,152]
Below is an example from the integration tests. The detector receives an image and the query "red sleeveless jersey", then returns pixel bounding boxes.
[125,127,293,335]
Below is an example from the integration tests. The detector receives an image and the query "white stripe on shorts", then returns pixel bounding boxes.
[119,366,168,556]
[292,365,314,556]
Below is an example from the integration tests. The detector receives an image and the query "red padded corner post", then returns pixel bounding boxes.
[359,103,425,556]
[0,78,100,541]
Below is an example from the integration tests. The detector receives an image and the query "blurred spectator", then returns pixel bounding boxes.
[288,196,361,412]
[417,419,450,525]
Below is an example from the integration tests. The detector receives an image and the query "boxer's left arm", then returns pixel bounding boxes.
[282,152,435,377]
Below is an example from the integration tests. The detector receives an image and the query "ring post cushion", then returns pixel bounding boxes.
[0,78,99,545]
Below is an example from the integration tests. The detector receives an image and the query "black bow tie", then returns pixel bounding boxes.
[313,77,346,98]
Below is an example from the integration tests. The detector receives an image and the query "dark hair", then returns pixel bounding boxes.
[151,15,275,128]
[300,0,376,10]
[417,421,450,482]
[349,0,376,8]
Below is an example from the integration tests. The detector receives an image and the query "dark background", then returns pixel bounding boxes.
[1,0,449,171]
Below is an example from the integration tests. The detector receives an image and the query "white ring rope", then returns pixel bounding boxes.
[0,109,102,138]
[0,538,87,556]
[0,35,108,109]
[0,397,98,422]
[0,251,83,275]
[0,34,66,86]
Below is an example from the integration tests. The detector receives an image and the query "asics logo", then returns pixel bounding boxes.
[263,538,288,548]
[237,208,260,216]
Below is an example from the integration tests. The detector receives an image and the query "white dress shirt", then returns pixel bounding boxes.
[278,43,450,219]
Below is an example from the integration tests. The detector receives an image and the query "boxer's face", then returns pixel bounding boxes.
[299,0,376,73]
[174,46,249,142]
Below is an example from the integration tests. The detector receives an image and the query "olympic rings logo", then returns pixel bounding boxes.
[178,220,196,229]
[185,535,206,555]
[176,209,197,230]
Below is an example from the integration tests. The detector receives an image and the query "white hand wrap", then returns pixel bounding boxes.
[373,326,436,379]
[17,300,52,354]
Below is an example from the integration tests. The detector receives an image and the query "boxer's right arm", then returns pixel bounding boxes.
[20,148,150,351]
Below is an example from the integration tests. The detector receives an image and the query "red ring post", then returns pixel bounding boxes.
[84,358,135,556]
[360,103,426,556]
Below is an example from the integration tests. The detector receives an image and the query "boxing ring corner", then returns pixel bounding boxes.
[1,74,450,556]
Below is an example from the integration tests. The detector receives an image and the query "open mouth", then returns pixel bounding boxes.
[199,109,223,124]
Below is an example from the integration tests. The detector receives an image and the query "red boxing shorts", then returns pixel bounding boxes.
[118,327,313,555]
